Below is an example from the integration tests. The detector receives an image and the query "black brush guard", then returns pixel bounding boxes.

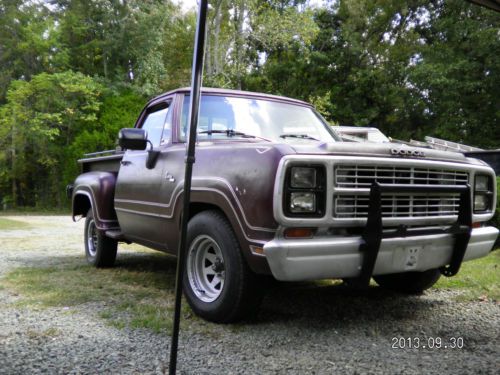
[356,182,472,286]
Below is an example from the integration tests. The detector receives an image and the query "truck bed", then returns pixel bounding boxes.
[78,150,124,173]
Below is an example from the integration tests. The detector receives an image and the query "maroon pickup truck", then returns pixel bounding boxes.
[70,87,498,322]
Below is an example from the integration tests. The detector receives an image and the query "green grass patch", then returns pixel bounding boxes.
[0,207,71,216]
[0,217,31,230]
[3,258,184,334]
[435,250,499,301]
[26,327,61,340]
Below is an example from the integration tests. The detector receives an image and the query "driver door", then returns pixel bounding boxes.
[114,99,173,249]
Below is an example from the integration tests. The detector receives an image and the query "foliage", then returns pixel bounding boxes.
[407,1,500,148]
[0,0,58,103]
[0,71,104,207]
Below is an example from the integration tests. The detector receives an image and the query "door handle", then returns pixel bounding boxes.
[121,160,132,166]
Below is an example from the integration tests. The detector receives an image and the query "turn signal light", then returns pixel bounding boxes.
[284,228,314,238]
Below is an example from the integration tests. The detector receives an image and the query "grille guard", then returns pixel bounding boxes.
[357,182,472,286]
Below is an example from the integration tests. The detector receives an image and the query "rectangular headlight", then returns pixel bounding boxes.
[284,164,326,217]
[290,192,316,213]
[473,174,493,213]
[291,167,317,188]
[474,194,488,211]
[475,175,490,192]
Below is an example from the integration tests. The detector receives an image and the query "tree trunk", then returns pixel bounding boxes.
[213,0,223,75]
[11,110,17,208]
[233,0,245,89]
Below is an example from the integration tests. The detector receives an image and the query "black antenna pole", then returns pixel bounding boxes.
[169,1,208,374]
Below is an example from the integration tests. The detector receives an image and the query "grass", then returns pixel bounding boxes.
[435,249,499,301]
[0,217,31,230]
[26,327,61,340]
[3,256,195,334]
[0,207,71,216]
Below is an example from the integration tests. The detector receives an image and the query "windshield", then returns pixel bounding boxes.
[180,95,339,143]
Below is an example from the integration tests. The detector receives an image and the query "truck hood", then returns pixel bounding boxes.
[288,141,475,164]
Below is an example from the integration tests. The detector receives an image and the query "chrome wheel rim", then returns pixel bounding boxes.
[187,235,225,303]
[87,218,98,257]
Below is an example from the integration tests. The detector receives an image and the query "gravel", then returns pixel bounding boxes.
[0,215,499,374]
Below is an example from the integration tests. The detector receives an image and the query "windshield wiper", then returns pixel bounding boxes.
[198,129,253,137]
[198,129,271,141]
[279,133,319,141]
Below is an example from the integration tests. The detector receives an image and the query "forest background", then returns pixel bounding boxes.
[0,0,498,209]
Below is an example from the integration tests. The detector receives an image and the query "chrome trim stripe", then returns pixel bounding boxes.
[115,176,276,233]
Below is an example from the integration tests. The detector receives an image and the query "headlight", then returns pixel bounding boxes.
[474,195,488,211]
[475,175,489,192]
[290,192,316,213]
[284,164,326,217]
[291,167,317,188]
[473,174,493,213]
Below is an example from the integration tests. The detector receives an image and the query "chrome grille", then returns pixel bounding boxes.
[333,165,468,220]
[335,165,468,188]
[334,195,461,218]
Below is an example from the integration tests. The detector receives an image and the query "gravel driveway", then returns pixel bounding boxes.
[0,215,498,374]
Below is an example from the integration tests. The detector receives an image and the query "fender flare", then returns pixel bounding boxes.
[72,171,119,231]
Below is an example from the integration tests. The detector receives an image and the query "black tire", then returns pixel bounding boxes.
[374,268,441,294]
[183,210,263,323]
[84,208,117,268]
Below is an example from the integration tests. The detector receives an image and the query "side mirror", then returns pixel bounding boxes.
[118,128,148,150]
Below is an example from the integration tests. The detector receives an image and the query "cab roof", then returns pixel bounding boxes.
[146,87,312,108]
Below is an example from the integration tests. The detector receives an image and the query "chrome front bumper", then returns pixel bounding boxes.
[263,226,498,281]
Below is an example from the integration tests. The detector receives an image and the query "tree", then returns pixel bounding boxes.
[0,71,104,207]
[0,0,58,102]
[408,0,500,148]
[53,0,178,95]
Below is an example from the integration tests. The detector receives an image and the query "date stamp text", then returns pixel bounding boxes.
[391,337,464,349]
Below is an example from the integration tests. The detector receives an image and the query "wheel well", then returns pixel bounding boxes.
[74,194,92,218]
[188,202,224,221]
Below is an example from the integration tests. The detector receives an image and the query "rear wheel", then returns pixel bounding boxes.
[183,210,263,323]
[84,208,117,267]
[374,269,441,294]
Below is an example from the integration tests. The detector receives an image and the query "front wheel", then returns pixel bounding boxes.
[183,210,263,323]
[84,208,117,268]
[374,268,441,294]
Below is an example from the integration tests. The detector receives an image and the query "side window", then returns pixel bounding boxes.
[140,104,170,147]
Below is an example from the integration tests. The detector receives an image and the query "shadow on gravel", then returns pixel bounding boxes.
[114,253,445,329]
[113,252,444,332]
[114,252,178,274]
[257,281,445,332]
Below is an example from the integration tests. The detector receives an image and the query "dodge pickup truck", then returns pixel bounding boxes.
[70,87,498,323]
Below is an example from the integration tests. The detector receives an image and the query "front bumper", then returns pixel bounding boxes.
[263,226,499,281]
